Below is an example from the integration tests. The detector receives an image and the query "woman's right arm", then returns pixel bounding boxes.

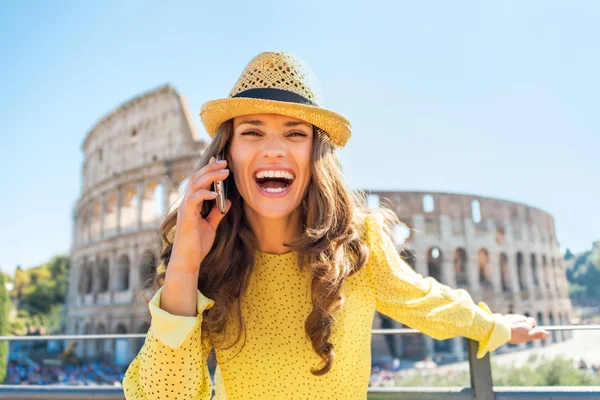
[122,279,215,400]
[123,156,231,399]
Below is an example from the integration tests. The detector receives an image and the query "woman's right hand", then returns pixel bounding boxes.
[168,156,231,275]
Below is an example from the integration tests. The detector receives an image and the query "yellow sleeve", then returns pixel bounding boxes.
[365,214,511,359]
[122,286,215,399]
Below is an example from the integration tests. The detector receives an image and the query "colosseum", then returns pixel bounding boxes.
[66,84,573,366]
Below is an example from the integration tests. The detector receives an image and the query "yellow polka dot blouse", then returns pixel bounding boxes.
[123,215,510,399]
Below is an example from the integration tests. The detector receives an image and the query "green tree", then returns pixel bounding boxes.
[0,272,10,383]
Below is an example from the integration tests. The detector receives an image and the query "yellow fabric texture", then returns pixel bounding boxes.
[123,216,511,399]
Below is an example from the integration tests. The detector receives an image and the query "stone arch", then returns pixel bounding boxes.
[96,323,106,360]
[83,322,93,360]
[120,186,137,230]
[537,312,546,346]
[103,194,118,235]
[99,258,109,292]
[478,248,492,287]
[531,254,539,288]
[499,253,510,292]
[84,261,93,294]
[427,247,443,282]
[116,254,131,291]
[558,312,565,342]
[115,323,127,334]
[78,260,86,294]
[139,250,158,288]
[541,255,550,291]
[516,252,526,291]
[141,180,162,225]
[453,248,468,286]
[91,200,101,239]
[548,312,556,343]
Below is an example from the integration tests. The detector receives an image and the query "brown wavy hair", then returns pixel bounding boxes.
[154,120,398,375]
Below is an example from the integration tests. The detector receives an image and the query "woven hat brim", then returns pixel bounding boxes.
[200,98,351,148]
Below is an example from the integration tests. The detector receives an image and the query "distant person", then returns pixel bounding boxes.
[123,52,549,399]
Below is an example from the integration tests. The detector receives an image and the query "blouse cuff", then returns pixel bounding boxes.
[476,302,511,359]
[148,286,214,349]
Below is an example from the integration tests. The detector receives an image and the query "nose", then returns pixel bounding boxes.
[262,137,286,159]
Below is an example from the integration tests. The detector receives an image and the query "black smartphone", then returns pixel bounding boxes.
[214,153,227,214]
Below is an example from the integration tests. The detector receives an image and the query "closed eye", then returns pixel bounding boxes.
[240,130,262,137]
[287,131,309,138]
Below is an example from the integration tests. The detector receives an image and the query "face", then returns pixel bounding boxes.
[229,113,313,220]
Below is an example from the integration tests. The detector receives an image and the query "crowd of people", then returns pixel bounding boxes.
[4,359,127,386]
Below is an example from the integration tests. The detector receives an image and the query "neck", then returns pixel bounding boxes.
[244,204,302,254]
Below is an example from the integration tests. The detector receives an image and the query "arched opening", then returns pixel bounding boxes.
[141,182,160,226]
[548,313,556,343]
[427,247,443,282]
[83,322,93,361]
[537,312,546,346]
[120,187,137,230]
[116,255,130,291]
[499,253,510,292]
[423,195,435,213]
[78,260,86,294]
[531,254,539,288]
[90,201,101,240]
[103,194,117,236]
[542,255,550,291]
[85,262,93,294]
[139,250,158,289]
[153,183,165,217]
[471,200,481,223]
[478,248,491,287]
[99,258,109,292]
[114,324,129,366]
[96,324,106,362]
[558,313,565,342]
[453,248,468,286]
[516,252,526,291]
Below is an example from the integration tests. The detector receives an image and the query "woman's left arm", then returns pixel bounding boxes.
[364,215,548,359]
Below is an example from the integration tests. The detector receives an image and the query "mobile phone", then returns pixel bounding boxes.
[214,153,227,214]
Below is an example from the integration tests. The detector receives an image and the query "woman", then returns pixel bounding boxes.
[123,52,548,399]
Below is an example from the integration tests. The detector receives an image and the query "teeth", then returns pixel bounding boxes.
[264,187,287,193]
[255,170,295,180]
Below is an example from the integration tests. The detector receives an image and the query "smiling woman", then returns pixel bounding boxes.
[122,52,548,400]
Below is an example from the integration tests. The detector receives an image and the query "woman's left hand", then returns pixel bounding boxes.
[504,314,550,344]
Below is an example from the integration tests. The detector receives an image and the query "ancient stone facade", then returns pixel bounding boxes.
[67,85,572,365]
[67,85,207,363]
[367,191,572,362]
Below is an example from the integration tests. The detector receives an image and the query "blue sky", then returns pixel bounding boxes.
[1,1,598,276]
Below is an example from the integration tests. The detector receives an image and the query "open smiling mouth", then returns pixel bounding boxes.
[254,170,296,194]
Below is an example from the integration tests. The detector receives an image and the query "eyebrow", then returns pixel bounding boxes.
[236,119,310,128]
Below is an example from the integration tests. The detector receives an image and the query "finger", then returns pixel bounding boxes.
[529,327,549,339]
[189,157,228,183]
[188,169,230,192]
[185,189,218,208]
[205,199,232,231]
[527,317,537,328]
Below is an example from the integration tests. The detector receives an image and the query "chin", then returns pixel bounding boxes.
[248,199,301,220]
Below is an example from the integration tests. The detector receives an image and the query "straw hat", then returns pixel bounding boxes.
[200,52,351,148]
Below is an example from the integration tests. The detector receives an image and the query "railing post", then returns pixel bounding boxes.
[467,339,495,400]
